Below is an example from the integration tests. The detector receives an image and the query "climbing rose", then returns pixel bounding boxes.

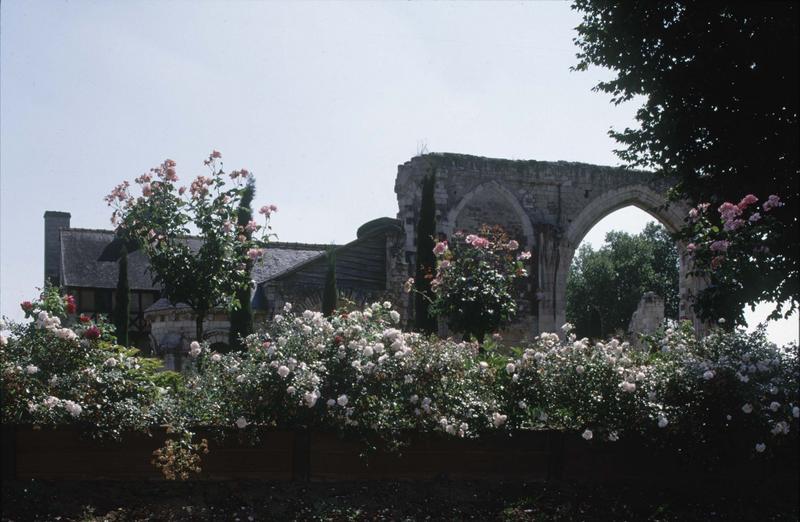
[433,241,448,255]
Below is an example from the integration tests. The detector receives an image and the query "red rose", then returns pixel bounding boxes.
[79,315,91,323]
[83,326,101,340]
[65,295,77,315]
[20,301,33,311]
[334,335,344,346]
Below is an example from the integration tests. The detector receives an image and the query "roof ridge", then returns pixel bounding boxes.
[60,228,334,249]
[61,227,115,234]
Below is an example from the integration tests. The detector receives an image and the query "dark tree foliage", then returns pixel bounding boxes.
[322,248,338,317]
[566,222,679,339]
[414,171,438,334]
[113,244,130,346]
[228,179,256,350]
[572,1,799,323]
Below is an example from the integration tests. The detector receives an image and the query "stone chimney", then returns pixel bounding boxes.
[44,211,71,286]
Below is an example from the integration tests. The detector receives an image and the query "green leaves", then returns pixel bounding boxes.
[572,0,799,322]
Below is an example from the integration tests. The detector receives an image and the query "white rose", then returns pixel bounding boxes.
[235,416,248,429]
[769,401,780,412]
[703,370,715,380]
[755,442,766,453]
[277,365,290,379]
[63,400,82,418]
[657,416,669,428]
[505,363,516,375]
[389,310,400,324]
[304,391,319,408]
[742,403,753,414]
[582,429,593,441]
[25,364,39,375]
[211,353,222,362]
[492,412,507,427]
[575,365,585,375]
[337,394,348,407]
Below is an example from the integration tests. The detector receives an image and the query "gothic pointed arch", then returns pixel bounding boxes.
[444,180,535,249]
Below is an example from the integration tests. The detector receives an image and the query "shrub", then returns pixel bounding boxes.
[1,286,180,437]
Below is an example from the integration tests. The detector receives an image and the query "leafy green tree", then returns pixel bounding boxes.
[414,172,438,334]
[572,1,799,324]
[322,247,338,317]
[113,244,130,347]
[566,222,679,339]
[106,151,274,342]
[229,179,256,350]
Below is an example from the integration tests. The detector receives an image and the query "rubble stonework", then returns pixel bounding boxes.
[628,292,666,345]
[394,153,707,341]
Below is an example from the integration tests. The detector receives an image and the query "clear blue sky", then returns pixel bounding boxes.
[1,1,795,343]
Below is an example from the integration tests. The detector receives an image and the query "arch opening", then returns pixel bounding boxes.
[564,206,681,340]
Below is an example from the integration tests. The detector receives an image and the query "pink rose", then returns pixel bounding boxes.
[737,194,758,209]
[247,248,265,260]
[763,194,784,211]
[433,241,448,255]
[507,240,519,251]
[710,240,730,253]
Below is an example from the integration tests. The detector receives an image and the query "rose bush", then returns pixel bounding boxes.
[681,194,796,324]
[1,286,181,438]
[501,321,799,460]
[419,225,531,342]
[2,287,797,478]
[179,301,503,450]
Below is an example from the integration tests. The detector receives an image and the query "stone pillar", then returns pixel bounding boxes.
[677,241,710,336]
[537,228,574,335]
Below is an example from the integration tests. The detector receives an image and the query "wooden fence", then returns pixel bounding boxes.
[2,426,794,484]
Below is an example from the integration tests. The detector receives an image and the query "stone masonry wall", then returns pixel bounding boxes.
[393,153,705,341]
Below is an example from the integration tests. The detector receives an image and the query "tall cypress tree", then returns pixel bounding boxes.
[322,248,338,317]
[414,172,438,334]
[113,244,130,346]
[229,179,255,350]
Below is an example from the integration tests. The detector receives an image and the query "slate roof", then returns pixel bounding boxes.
[59,228,328,291]
[61,229,160,290]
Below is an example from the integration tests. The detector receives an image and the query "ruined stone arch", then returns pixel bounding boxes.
[393,153,709,340]
[564,184,688,248]
[555,184,705,335]
[443,180,535,249]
